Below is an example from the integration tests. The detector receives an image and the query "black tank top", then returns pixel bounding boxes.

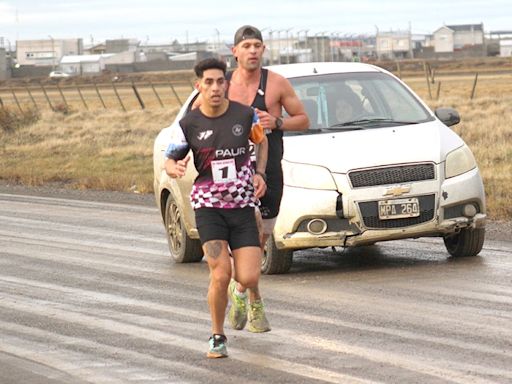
[226,69,283,187]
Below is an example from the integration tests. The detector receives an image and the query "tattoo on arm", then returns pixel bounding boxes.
[204,240,223,260]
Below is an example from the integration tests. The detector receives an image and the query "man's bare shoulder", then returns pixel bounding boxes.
[266,69,288,84]
[266,69,293,95]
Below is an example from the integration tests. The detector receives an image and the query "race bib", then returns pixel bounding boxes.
[211,159,237,183]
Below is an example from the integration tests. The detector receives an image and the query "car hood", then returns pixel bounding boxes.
[282,121,464,173]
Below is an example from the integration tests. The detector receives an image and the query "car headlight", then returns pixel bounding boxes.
[282,160,336,190]
[445,144,477,179]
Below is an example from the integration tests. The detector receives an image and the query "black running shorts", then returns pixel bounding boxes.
[195,207,260,250]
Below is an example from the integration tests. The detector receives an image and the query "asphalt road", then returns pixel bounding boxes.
[0,191,511,384]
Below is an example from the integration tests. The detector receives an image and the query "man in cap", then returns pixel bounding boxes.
[226,25,309,333]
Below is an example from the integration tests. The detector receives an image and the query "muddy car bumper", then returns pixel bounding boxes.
[274,213,486,249]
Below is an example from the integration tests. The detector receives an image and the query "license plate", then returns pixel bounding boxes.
[378,198,420,220]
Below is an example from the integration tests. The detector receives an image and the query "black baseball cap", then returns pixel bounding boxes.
[234,25,263,46]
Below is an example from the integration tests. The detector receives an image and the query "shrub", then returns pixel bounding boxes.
[53,103,74,115]
[0,107,40,133]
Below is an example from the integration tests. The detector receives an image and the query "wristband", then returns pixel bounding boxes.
[275,116,283,130]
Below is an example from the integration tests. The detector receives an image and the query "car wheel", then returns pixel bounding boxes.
[261,234,293,274]
[164,195,203,263]
[443,227,485,257]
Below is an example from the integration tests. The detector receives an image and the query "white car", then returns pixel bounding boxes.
[153,62,486,274]
[49,70,71,79]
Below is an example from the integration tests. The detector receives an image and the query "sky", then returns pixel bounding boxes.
[1,0,511,47]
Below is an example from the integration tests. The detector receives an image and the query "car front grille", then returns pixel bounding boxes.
[349,163,436,188]
[359,194,436,229]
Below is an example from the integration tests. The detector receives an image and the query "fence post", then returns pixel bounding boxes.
[168,82,183,106]
[396,60,401,79]
[470,73,479,100]
[150,80,164,108]
[111,81,126,112]
[423,61,432,100]
[76,84,88,110]
[40,83,54,111]
[436,81,442,100]
[10,87,23,113]
[93,81,107,109]
[131,81,145,110]
[26,86,38,110]
[56,84,69,108]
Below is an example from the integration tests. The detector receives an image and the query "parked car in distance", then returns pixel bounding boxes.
[153,62,486,274]
[49,70,71,79]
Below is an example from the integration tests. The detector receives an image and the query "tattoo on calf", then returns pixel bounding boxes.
[205,240,223,259]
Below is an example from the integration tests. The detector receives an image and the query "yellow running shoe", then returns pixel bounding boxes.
[228,279,248,330]
[248,299,271,333]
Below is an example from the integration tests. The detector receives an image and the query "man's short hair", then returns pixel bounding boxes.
[194,58,227,78]
[234,25,263,46]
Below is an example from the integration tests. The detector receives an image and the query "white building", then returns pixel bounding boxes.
[500,39,512,57]
[60,54,114,75]
[376,30,412,59]
[16,38,83,67]
[433,24,484,53]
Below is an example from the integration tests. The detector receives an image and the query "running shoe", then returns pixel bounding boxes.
[228,279,248,330]
[248,299,271,333]
[207,334,228,358]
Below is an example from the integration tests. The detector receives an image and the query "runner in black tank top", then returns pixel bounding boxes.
[226,68,283,220]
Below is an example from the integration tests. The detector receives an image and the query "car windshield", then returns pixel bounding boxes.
[285,72,433,135]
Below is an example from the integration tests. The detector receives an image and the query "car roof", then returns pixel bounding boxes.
[265,62,385,79]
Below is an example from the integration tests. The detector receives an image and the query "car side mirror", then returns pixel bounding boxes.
[435,107,460,127]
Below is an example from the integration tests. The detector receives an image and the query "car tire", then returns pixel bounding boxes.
[443,227,485,257]
[261,234,293,274]
[164,195,203,263]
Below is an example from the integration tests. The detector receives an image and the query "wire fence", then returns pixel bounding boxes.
[0,80,195,113]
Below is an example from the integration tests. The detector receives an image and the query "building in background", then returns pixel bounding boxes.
[105,39,138,54]
[0,47,10,80]
[16,38,83,67]
[375,30,412,60]
[60,54,114,75]
[433,24,485,58]
[500,39,512,57]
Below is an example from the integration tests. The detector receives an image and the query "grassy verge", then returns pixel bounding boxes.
[0,108,177,193]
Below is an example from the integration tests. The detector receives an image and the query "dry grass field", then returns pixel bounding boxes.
[0,63,511,219]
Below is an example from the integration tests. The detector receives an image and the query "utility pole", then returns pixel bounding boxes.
[285,27,293,64]
[214,28,220,51]
[48,35,55,70]
[296,29,309,63]
[268,30,274,64]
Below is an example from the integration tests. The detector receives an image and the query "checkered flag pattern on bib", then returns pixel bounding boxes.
[191,164,257,209]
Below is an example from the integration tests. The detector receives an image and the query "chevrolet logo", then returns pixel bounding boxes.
[384,185,411,197]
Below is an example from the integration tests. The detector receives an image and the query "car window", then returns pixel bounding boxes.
[288,72,433,134]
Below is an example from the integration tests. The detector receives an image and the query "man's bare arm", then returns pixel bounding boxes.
[278,77,309,131]
[253,136,268,198]
[255,73,309,132]
[255,136,268,175]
